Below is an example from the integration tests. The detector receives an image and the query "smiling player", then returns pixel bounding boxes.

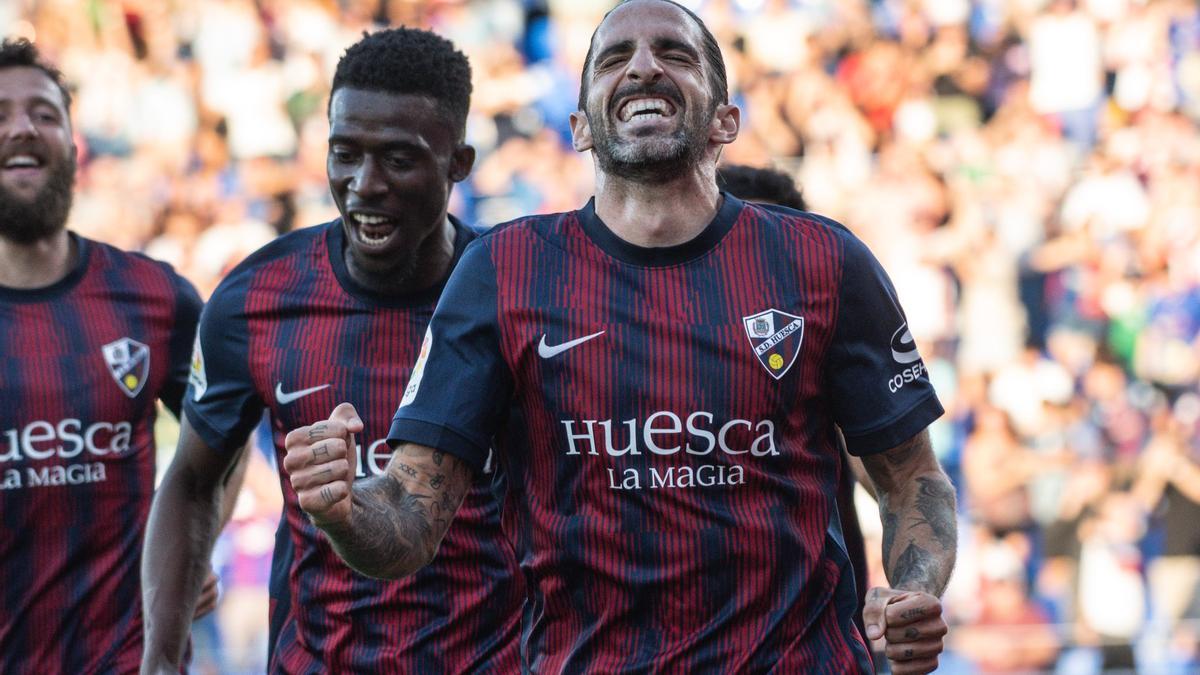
[287,2,957,673]
[140,29,524,673]
[0,37,223,672]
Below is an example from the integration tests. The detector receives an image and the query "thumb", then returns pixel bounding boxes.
[331,402,364,433]
[331,402,362,478]
[863,588,896,641]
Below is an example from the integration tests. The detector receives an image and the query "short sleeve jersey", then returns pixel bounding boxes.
[390,196,943,673]
[0,235,201,673]
[184,220,524,673]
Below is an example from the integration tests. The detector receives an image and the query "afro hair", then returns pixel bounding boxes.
[332,27,472,138]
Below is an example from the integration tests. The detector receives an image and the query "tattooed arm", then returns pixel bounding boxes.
[283,403,473,579]
[862,429,956,595]
[859,429,957,675]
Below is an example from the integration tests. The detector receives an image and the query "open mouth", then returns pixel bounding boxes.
[616,97,678,124]
[349,212,398,248]
[1,153,46,177]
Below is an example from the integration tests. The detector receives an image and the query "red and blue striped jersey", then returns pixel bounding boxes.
[0,234,201,674]
[184,220,524,673]
[390,196,943,673]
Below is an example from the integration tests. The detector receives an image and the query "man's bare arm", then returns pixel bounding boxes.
[141,417,247,673]
[861,429,957,596]
[283,403,473,580]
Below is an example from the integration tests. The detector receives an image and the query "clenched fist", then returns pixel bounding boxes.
[283,403,364,527]
[863,587,948,675]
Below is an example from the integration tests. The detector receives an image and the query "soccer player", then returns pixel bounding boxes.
[0,38,218,672]
[287,2,957,673]
[140,28,525,673]
[716,163,873,642]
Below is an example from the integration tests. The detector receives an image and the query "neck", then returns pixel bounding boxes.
[593,163,721,248]
[0,229,76,289]
[345,216,457,296]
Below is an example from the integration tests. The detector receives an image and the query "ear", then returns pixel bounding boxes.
[709,103,740,147]
[569,111,594,153]
[449,144,476,183]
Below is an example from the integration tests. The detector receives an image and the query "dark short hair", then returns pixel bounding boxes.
[331,27,472,138]
[0,38,72,109]
[578,0,728,110]
[717,164,806,211]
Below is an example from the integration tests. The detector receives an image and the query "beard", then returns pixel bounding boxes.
[588,84,714,185]
[0,155,76,245]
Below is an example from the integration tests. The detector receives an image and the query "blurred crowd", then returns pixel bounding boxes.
[6,0,1200,672]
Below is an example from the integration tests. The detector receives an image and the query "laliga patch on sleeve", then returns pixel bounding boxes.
[189,335,208,402]
[400,327,432,408]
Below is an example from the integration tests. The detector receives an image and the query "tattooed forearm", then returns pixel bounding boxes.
[891,539,940,591]
[315,444,472,580]
[863,430,958,597]
[910,476,957,552]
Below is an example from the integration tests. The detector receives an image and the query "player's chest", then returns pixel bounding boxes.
[247,308,428,435]
[497,263,839,407]
[0,308,169,421]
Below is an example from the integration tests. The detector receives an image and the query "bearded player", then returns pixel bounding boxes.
[140,28,524,674]
[288,2,956,673]
[0,38,224,672]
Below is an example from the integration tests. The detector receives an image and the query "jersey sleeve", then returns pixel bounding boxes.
[182,276,265,454]
[160,270,204,418]
[825,230,943,456]
[387,240,514,473]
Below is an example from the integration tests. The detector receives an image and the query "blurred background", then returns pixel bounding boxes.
[5,0,1200,672]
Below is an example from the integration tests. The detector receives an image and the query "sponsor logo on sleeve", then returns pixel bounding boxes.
[887,322,927,393]
[742,309,804,379]
[189,335,207,401]
[102,337,150,398]
[399,327,433,408]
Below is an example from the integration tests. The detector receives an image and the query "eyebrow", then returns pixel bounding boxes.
[0,94,65,111]
[327,135,425,152]
[593,36,701,68]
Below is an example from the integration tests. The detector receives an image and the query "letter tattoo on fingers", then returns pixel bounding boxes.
[904,648,913,659]
[318,468,333,483]
[307,423,328,442]
[321,486,336,505]
[904,627,919,640]
[313,442,330,460]
[430,474,445,490]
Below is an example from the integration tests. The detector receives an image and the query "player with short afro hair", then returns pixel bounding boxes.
[331,27,472,139]
[0,37,72,109]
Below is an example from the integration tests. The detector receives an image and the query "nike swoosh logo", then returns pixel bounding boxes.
[537,331,605,359]
[275,383,331,405]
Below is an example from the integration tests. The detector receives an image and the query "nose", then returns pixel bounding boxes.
[2,110,38,141]
[625,45,664,85]
[349,157,386,199]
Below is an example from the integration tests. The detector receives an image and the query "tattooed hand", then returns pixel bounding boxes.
[862,588,947,675]
[283,403,364,527]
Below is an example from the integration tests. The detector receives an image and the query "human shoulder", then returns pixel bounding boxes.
[207,221,330,302]
[468,210,580,249]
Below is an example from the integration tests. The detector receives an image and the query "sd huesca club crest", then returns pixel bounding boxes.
[102,337,150,398]
[742,309,804,380]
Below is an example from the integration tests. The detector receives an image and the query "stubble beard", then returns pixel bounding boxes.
[589,99,712,185]
[0,156,76,245]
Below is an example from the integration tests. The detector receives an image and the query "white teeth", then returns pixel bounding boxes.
[358,230,390,245]
[619,98,673,122]
[4,155,40,168]
[354,213,390,225]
